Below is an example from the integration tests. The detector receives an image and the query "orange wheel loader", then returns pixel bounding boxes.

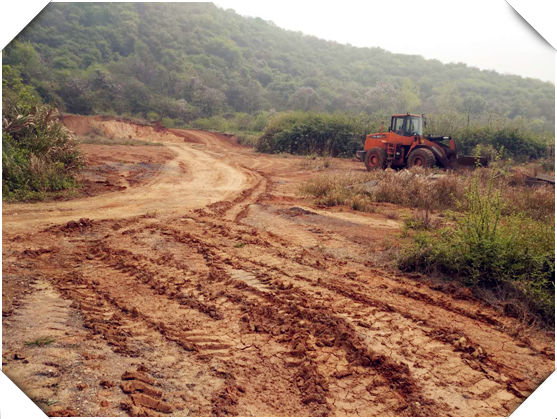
[356,113,486,171]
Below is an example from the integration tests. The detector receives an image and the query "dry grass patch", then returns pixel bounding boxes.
[297,155,336,171]
[300,168,465,212]
[300,167,554,221]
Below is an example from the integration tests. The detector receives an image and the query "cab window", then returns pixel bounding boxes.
[392,117,405,134]
[407,117,423,135]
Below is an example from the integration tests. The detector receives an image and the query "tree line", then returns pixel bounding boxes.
[2,2,554,134]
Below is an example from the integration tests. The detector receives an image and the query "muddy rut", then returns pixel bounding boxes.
[2,120,554,417]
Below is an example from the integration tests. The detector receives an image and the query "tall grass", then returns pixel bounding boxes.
[301,168,464,210]
[300,167,554,221]
[397,160,555,326]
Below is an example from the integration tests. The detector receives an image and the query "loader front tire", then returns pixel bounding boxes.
[407,148,436,169]
[365,148,387,171]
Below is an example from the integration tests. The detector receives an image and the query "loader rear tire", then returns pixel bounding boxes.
[407,148,436,169]
[365,148,387,171]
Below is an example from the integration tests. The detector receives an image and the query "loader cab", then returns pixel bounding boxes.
[390,114,423,137]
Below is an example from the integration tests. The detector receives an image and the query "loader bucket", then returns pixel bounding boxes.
[457,156,489,169]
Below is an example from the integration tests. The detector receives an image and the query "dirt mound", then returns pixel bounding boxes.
[168,128,204,144]
[210,131,240,147]
[63,115,104,135]
[43,218,98,236]
[103,120,185,143]
[63,115,185,143]
[174,129,243,148]
[63,115,246,148]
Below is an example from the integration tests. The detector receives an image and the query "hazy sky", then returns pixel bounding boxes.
[215,0,555,83]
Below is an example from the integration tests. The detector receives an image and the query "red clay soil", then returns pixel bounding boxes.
[63,114,106,135]
[75,144,178,197]
[63,114,186,143]
[63,114,238,146]
[2,116,554,417]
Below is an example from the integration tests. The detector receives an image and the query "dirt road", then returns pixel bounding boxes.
[2,118,554,417]
[2,142,252,231]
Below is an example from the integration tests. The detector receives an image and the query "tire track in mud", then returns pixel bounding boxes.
[127,217,547,415]
[66,213,536,416]
[119,368,175,417]
[73,225,474,416]
[148,218,508,334]
[52,271,236,416]
[4,125,553,416]
[30,217,421,415]
[87,243,415,415]
[120,220,532,415]
[8,194,550,416]
[97,245,327,416]
[180,213,547,354]
[197,166,272,225]
[49,237,319,416]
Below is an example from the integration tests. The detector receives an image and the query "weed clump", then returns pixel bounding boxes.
[402,210,442,231]
[25,337,56,347]
[398,152,555,326]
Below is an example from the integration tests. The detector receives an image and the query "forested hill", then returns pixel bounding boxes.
[4,2,555,129]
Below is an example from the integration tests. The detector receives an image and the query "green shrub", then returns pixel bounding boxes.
[398,156,555,326]
[252,111,269,132]
[193,116,229,132]
[147,112,160,122]
[236,132,260,148]
[257,111,371,157]
[426,120,549,160]
[2,69,82,199]
[2,115,81,199]
[161,117,175,128]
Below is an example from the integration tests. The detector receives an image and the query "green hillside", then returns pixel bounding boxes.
[3,2,554,132]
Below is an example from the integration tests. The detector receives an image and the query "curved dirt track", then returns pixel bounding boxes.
[2,136,254,233]
[2,118,554,417]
